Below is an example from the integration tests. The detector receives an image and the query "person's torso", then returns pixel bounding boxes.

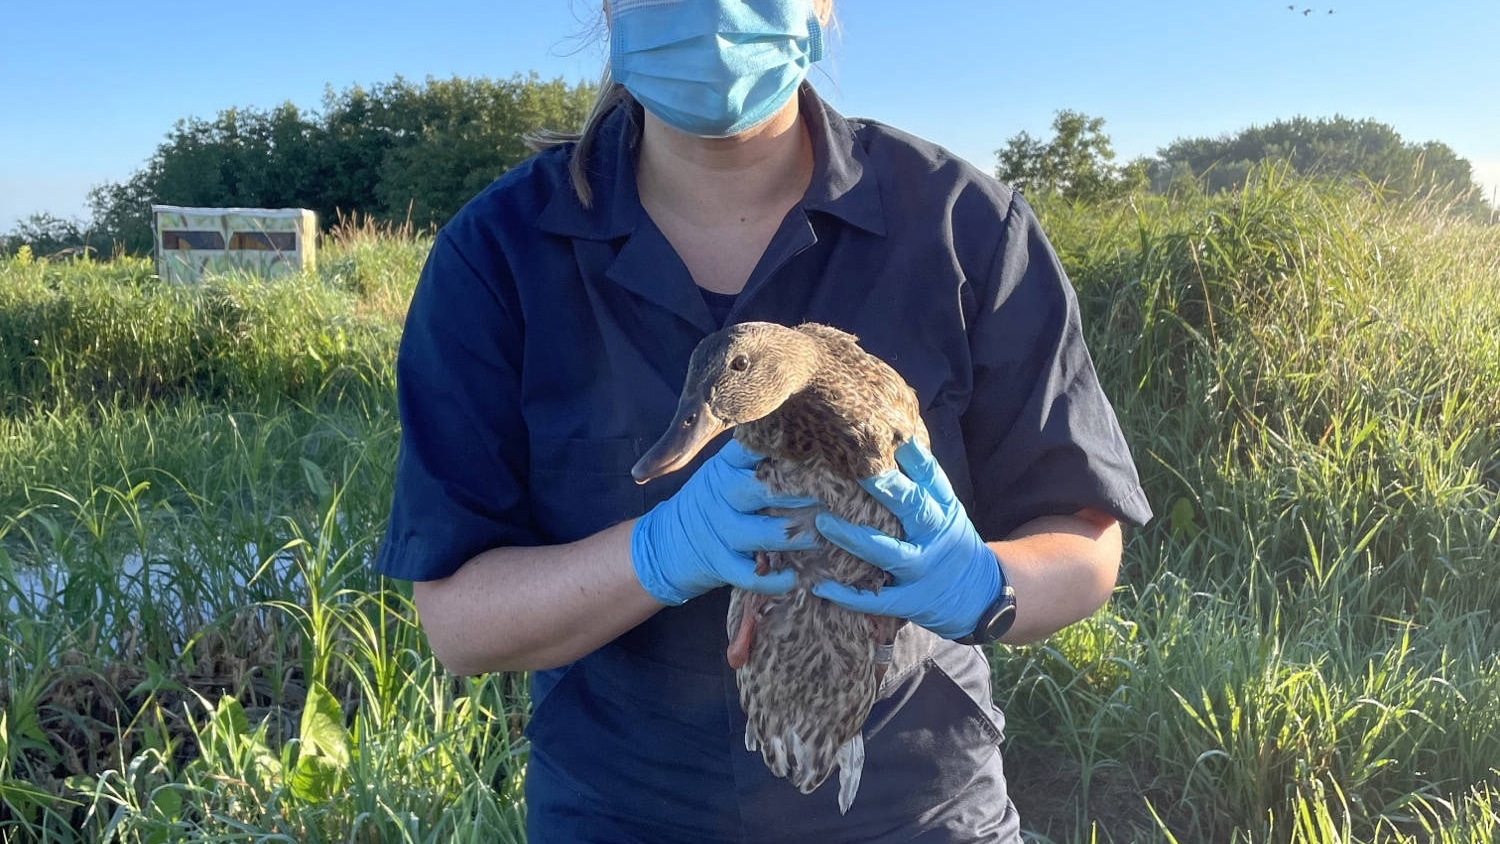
[443,96,1022,839]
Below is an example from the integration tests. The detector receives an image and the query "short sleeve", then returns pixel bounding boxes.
[372,230,539,581]
[961,193,1153,539]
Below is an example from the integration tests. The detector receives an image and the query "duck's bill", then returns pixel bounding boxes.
[631,402,728,483]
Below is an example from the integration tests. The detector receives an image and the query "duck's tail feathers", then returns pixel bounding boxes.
[836,732,865,814]
[765,734,790,778]
[746,721,863,812]
[789,729,831,797]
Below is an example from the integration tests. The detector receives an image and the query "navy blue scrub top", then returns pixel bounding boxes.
[376,85,1152,842]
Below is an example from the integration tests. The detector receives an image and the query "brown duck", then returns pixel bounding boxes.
[631,321,929,813]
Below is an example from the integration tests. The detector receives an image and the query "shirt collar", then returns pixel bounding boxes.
[537,84,886,240]
[797,85,887,236]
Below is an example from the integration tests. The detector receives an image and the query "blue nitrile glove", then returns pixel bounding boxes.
[811,439,1003,640]
[631,439,820,606]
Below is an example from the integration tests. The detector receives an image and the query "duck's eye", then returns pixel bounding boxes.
[729,354,750,372]
[682,413,698,429]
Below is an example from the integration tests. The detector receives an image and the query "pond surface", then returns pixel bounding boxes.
[4,542,303,635]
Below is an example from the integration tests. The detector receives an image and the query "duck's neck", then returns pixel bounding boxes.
[738,345,891,479]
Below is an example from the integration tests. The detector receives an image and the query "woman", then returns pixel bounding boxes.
[374,0,1152,840]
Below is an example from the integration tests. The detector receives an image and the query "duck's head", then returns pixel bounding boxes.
[632,322,820,483]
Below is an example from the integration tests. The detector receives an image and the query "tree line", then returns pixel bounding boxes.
[5,74,594,256]
[4,77,1494,257]
[998,109,1493,220]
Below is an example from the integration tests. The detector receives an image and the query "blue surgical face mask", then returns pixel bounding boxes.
[609,0,825,138]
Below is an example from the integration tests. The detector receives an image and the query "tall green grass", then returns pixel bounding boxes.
[1001,168,1500,842]
[1,171,1496,842]
[2,226,530,841]
[0,252,402,415]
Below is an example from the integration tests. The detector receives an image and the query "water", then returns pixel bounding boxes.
[4,542,303,640]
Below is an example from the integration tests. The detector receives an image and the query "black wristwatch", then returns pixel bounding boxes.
[956,583,1017,645]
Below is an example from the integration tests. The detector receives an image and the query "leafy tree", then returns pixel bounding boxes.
[87,169,160,256]
[996,110,1141,202]
[0,212,111,258]
[88,102,326,253]
[316,81,406,221]
[83,74,595,254]
[1148,116,1491,218]
[375,75,594,228]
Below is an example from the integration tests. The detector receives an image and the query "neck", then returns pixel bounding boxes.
[734,333,826,451]
[636,95,815,224]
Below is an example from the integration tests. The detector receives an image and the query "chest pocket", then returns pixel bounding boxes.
[530,436,647,543]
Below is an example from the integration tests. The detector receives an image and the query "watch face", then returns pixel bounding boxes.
[983,587,1017,642]
[957,586,1017,645]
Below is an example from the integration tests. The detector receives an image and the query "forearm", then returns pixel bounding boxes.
[990,510,1122,645]
[411,520,663,674]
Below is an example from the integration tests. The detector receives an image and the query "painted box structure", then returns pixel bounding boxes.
[152,206,318,284]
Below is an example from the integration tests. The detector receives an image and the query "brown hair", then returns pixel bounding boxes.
[525,67,638,210]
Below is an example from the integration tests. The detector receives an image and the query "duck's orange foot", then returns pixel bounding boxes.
[753,551,773,576]
[727,593,766,669]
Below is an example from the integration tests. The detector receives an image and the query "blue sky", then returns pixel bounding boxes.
[2,0,1497,230]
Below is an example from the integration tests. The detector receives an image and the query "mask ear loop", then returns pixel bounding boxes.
[806,14,825,63]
